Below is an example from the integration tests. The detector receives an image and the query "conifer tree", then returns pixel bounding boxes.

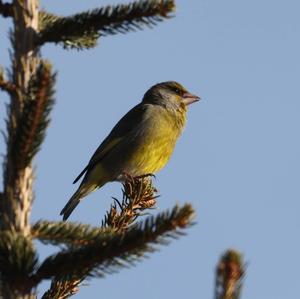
[0,1,246,298]
[0,1,196,298]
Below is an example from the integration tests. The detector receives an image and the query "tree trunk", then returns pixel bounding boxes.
[1,0,39,298]
[3,0,39,234]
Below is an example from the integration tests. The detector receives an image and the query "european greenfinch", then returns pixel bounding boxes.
[61,81,199,220]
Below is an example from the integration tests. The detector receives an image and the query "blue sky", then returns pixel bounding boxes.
[1,0,300,298]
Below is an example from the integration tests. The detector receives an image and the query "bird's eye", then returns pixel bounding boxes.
[174,88,181,94]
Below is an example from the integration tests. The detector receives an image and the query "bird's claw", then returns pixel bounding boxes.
[135,173,156,180]
[121,171,156,181]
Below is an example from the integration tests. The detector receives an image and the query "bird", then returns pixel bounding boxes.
[60,81,200,220]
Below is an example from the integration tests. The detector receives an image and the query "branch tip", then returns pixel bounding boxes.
[215,249,245,299]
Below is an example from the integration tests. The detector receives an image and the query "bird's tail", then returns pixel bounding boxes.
[60,184,96,221]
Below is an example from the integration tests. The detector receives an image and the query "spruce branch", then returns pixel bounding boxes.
[33,177,158,247]
[35,204,194,282]
[38,0,175,50]
[0,1,13,18]
[215,249,245,299]
[32,220,111,247]
[11,60,55,172]
[39,10,99,50]
[42,176,159,298]
[102,175,158,231]
[0,231,38,292]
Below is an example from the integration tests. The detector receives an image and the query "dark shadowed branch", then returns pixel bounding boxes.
[38,0,175,50]
[0,1,13,18]
[32,220,111,247]
[0,231,38,293]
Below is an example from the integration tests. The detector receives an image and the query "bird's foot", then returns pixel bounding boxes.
[120,172,156,181]
[121,171,158,196]
[120,171,134,181]
[135,173,156,180]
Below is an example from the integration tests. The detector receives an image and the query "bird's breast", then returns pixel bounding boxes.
[125,107,186,175]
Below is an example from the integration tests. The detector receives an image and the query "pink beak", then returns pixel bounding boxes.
[182,92,200,105]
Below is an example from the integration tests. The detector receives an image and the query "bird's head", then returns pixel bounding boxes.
[142,81,200,111]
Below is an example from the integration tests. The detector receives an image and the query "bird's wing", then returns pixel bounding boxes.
[73,103,149,184]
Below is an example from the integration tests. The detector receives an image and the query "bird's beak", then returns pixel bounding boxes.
[182,92,200,105]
